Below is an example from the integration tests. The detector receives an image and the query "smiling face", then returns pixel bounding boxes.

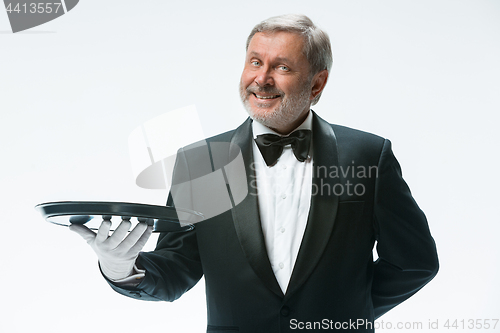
[239,31,327,134]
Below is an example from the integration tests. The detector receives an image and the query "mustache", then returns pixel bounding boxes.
[246,86,284,96]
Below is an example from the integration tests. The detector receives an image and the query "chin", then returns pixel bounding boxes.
[239,85,309,132]
[245,103,291,130]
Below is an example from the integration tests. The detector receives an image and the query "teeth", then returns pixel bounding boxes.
[255,94,279,99]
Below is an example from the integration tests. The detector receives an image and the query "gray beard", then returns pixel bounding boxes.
[239,81,312,131]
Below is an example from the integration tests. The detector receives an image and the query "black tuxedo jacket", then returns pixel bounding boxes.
[107,112,438,333]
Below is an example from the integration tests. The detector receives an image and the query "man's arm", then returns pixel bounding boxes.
[98,146,204,302]
[371,139,439,318]
[103,227,203,302]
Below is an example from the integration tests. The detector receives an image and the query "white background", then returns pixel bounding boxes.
[1,1,499,332]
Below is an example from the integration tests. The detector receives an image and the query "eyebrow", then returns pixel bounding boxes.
[248,51,291,64]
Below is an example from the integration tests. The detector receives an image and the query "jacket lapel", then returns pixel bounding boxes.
[285,112,340,300]
[230,118,284,298]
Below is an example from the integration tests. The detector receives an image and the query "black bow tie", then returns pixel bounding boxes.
[255,130,312,166]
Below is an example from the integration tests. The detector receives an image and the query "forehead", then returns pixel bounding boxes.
[246,31,307,63]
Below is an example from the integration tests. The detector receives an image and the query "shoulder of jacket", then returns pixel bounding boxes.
[329,123,388,159]
[330,123,385,143]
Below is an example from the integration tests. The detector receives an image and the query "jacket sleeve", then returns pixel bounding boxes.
[371,139,439,318]
[103,147,204,302]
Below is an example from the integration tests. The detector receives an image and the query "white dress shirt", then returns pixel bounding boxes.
[252,111,313,293]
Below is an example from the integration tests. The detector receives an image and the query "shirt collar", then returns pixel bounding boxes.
[252,110,313,139]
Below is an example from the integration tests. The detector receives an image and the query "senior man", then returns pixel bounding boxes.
[71,14,438,333]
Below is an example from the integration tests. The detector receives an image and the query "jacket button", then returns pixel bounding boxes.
[280,306,290,317]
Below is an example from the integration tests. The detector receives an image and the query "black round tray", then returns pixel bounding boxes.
[35,201,204,232]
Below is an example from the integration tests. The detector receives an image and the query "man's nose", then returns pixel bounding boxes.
[254,66,274,86]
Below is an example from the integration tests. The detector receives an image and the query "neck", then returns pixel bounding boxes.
[269,109,310,135]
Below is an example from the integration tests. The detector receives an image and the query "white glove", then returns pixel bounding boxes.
[69,219,153,281]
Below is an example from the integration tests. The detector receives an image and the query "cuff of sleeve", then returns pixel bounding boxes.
[108,264,145,287]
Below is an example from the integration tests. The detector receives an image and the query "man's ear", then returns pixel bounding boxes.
[310,70,329,100]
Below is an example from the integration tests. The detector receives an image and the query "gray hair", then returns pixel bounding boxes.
[246,14,333,105]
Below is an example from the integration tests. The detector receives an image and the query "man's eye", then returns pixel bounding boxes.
[251,61,260,66]
[278,65,290,71]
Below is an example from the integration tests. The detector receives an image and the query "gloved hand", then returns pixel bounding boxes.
[69,219,153,281]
